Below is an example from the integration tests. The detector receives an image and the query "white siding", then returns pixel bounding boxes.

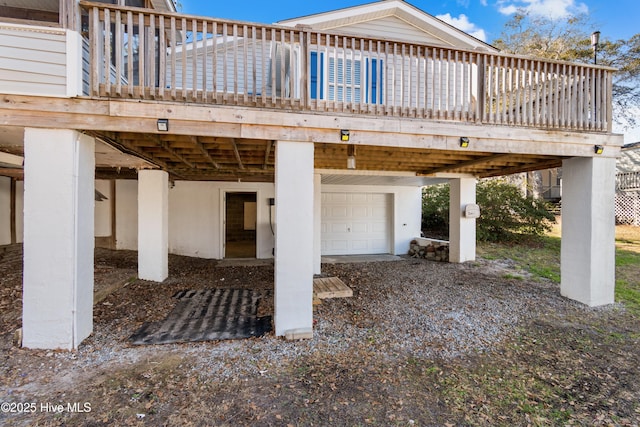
[337,16,444,45]
[112,180,275,259]
[0,24,68,96]
[172,39,272,96]
[168,181,275,259]
[95,179,421,259]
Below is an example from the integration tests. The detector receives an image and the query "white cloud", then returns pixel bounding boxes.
[497,0,588,20]
[480,0,488,6]
[436,13,487,41]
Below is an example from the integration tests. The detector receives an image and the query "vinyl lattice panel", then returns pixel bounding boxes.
[615,191,640,226]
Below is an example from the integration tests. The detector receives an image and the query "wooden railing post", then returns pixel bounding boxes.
[476,53,485,124]
[606,70,613,132]
[300,30,309,110]
[60,0,80,30]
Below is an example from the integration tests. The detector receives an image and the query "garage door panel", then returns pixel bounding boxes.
[351,222,369,233]
[329,206,348,217]
[371,239,388,251]
[371,222,387,233]
[352,206,368,217]
[326,193,348,203]
[331,223,349,233]
[329,239,348,252]
[351,193,368,203]
[321,192,390,255]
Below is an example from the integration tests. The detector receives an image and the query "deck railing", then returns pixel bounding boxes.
[80,2,614,132]
[617,172,640,191]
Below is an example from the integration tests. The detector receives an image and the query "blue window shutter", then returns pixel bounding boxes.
[367,58,383,104]
[310,52,324,100]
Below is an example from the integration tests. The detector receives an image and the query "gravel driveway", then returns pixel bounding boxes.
[1,246,630,426]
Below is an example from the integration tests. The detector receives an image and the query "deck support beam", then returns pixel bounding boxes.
[274,141,314,338]
[138,169,168,282]
[22,128,95,349]
[561,157,616,306]
[449,177,476,263]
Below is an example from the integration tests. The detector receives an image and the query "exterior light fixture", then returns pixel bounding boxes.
[591,31,600,65]
[347,144,356,170]
[459,137,470,148]
[341,129,350,142]
[594,145,604,154]
[157,118,169,131]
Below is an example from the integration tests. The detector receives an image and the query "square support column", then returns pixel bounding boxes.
[138,170,168,282]
[561,157,616,306]
[449,178,477,263]
[274,141,314,338]
[313,173,322,275]
[22,128,95,350]
[0,176,10,246]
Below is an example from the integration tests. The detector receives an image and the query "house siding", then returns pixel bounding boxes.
[333,15,446,45]
[173,40,272,96]
[87,179,423,259]
[0,24,68,97]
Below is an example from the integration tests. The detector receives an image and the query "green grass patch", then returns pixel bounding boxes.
[479,230,640,312]
[478,235,561,283]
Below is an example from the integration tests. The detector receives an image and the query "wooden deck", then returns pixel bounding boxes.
[80,2,614,133]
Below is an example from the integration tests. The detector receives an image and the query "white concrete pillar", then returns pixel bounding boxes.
[0,176,10,245]
[115,180,138,250]
[22,128,95,350]
[94,180,112,238]
[313,173,322,275]
[138,170,168,282]
[15,180,24,243]
[449,177,477,263]
[561,157,616,306]
[274,141,314,338]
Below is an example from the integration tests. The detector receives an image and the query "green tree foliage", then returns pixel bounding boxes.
[422,181,555,242]
[421,184,450,237]
[492,11,640,129]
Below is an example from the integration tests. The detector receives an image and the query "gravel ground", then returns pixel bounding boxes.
[0,245,631,426]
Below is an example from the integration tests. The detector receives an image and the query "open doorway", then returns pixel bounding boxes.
[224,192,257,258]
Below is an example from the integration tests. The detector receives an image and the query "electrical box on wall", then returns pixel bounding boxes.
[464,204,480,218]
[268,198,275,206]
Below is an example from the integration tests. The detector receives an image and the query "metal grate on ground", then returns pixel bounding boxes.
[129,288,272,345]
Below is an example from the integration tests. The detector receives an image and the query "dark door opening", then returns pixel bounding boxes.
[225,192,257,258]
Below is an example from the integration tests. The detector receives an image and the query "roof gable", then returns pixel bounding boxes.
[277,0,496,51]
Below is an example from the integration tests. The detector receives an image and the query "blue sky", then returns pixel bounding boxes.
[179,0,639,44]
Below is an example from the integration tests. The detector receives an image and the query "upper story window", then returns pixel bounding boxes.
[311,50,384,105]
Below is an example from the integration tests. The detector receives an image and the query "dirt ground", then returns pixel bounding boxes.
[1,242,639,426]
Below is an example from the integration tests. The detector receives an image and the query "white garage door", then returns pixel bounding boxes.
[321,192,390,255]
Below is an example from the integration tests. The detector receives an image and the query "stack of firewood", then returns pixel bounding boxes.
[408,239,449,262]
